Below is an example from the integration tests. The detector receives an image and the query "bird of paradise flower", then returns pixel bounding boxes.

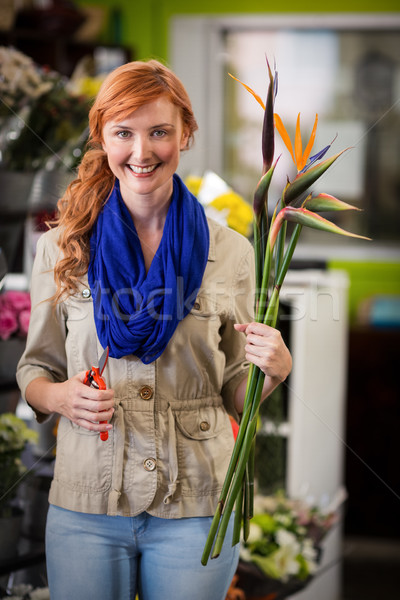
[202,59,369,566]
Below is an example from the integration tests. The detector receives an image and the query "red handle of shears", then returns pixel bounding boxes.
[83,366,109,442]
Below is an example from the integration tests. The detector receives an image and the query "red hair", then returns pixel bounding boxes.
[53,60,198,302]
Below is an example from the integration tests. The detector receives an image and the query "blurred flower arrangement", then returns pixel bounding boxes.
[231,491,342,600]
[0,46,101,171]
[240,493,336,582]
[0,413,38,518]
[185,171,253,238]
[0,290,31,341]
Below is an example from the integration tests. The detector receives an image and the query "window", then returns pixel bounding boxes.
[172,14,400,243]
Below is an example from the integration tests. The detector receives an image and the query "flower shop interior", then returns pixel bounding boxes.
[1,1,400,599]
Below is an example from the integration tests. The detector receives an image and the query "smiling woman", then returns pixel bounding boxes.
[101,97,189,216]
[16,58,292,600]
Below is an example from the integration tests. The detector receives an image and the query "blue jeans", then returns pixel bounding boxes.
[46,505,240,600]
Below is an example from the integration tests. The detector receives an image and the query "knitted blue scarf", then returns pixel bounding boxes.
[88,174,209,363]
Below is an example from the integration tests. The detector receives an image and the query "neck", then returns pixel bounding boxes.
[119,184,173,273]
[120,181,173,232]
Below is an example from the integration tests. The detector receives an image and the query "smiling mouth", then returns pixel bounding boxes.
[128,164,159,174]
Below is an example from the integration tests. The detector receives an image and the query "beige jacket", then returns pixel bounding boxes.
[17,218,255,518]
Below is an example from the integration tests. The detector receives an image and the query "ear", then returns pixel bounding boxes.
[180,127,190,151]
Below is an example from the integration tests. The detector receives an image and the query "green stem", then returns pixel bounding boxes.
[253,217,262,297]
[211,370,265,558]
[232,479,244,547]
[260,209,269,276]
[256,237,272,323]
[243,466,250,542]
[210,420,256,558]
[263,286,279,328]
[246,437,256,521]
[201,501,222,565]
[274,206,287,285]
[263,224,303,329]
[243,438,255,542]
[201,363,260,565]
[275,224,303,288]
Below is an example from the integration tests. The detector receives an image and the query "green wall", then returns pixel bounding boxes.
[77,1,400,62]
[329,261,400,325]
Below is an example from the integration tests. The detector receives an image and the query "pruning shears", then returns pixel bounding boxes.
[83,346,109,441]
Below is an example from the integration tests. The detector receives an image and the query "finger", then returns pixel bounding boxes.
[244,352,267,372]
[74,415,113,432]
[235,322,278,338]
[75,403,115,423]
[79,383,114,402]
[234,323,249,333]
[245,322,278,337]
[245,342,266,358]
[78,396,115,416]
[88,407,115,424]
[247,335,282,354]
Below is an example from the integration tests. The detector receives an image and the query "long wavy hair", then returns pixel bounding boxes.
[53,59,198,302]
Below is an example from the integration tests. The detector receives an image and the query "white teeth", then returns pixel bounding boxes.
[129,164,157,174]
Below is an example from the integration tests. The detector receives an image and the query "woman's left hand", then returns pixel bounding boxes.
[234,322,292,383]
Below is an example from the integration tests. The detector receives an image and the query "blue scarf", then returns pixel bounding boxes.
[88,174,209,363]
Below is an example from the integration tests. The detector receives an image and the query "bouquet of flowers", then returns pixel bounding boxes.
[0,46,93,171]
[202,58,369,565]
[0,290,31,341]
[0,47,54,117]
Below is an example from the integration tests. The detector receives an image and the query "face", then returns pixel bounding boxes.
[102,96,189,205]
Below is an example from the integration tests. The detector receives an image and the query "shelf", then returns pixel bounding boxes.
[0,28,131,77]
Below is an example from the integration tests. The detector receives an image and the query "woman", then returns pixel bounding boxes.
[17,60,292,600]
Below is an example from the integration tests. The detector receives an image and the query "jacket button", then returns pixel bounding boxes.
[139,385,153,400]
[143,458,157,471]
[82,288,91,299]
[193,301,200,310]
[200,421,210,432]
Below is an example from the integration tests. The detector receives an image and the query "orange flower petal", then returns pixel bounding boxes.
[295,113,303,171]
[274,113,295,164]
[228,73,266,110]
[301,114,319,168]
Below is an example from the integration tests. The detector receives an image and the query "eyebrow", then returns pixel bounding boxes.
[108,122,176,130]
[151,122,176,129]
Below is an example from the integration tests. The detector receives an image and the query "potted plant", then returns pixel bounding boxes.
[235,491,341,599]
[0,412,38,563]
[0,290,31,398]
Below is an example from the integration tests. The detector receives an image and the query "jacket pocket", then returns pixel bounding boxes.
[175,405,223,440]
[64,287,99,371]
[188,292,219,321]
[54,417,113,493]
[174,405,234,496]
[64,287,94,326]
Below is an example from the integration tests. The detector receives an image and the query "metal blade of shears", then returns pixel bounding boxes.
[98,346,109,376]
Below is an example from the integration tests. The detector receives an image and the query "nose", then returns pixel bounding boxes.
[130,134,151,163]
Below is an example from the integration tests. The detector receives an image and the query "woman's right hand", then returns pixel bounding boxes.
[26,374,115,434]
[57,372,115,433]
